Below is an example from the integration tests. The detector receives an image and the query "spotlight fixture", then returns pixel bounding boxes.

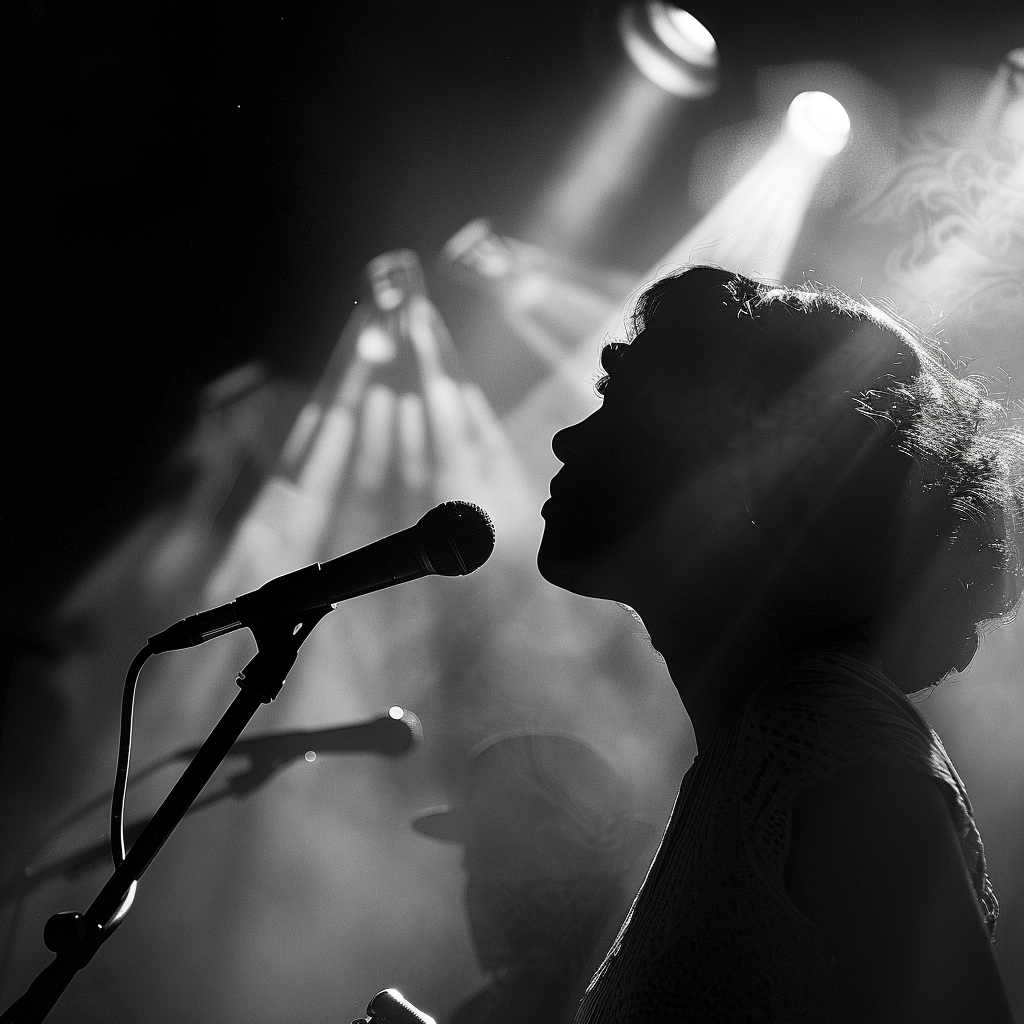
[366,249,425,312]
[617,2,719,97]
[978,47,1024,142]
[1005,47,1024,86]
[785,91,851,157]
[441,218,515,282]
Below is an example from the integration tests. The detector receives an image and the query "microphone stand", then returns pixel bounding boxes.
[1,605,333,1024]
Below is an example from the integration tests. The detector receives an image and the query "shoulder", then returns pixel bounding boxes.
[789,760,968,908]
[742,649,946,780]
[739,651,997,910]
[719,651,1013,1021]
[787,760,1012,1023]
[732,650,944,849]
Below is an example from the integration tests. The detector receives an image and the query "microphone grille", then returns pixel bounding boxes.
[376,708,423,756]
[366,988,436,1024]
[417,502,495,576]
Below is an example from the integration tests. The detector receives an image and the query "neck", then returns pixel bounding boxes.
[632,565,827,750]
[638,612,766,751]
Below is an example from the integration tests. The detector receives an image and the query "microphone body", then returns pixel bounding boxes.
[222,709,423,763]
[150,502,493,653]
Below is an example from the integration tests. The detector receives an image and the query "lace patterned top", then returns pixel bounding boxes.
[574,650,998,1023]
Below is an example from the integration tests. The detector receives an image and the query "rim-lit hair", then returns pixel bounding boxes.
[620,266,1024,693]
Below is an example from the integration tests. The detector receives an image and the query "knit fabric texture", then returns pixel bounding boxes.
[574,650,997,1023]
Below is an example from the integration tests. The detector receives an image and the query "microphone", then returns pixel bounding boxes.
[205,707,423,764]
[0,711,424,903]
[355,988,436,1024]
[149,502,494,653]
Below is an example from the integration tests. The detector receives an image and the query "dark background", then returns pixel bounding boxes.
[5,0,1022,645]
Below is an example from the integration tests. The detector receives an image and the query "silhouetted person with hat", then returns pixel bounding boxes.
[412,732,652,1024]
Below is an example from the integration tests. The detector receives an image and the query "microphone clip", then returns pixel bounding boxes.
[236,604,334,704]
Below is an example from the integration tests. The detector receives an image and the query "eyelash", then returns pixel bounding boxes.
[596,342,628,395]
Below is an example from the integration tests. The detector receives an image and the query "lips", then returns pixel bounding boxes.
[547,468,593,499]
[542,482,589,523]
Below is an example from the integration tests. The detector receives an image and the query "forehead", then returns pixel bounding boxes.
[600,330,702,403]
[600,335,779,456]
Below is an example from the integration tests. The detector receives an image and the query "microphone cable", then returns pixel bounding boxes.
[110,644,156,869]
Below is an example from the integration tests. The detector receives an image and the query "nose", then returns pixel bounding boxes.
[548,419,581,464]
[551,425,573,464]
[551,411,597,464]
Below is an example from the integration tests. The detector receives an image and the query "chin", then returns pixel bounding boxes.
[537,525,615,600]
[536,539,572,590]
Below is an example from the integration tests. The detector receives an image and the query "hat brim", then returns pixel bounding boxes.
[412,805,658,859]
[410,805,469,843]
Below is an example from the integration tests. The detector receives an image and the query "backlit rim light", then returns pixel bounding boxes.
[617,3,719,98]
[785,91,851,157]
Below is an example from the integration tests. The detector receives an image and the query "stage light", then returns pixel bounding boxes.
[442,218,515,282]
[785,91,851,157]
[520,5,717,257]
[617,2,719,98]
[367,249,423,311]
[441,218,633,368]
[658,90,852,284]
[975,48,1024,142]
[202,247,541,611]
[356,323,398,364]
[650,5,717,67]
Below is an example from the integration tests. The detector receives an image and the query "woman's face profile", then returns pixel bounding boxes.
[538,329,715,601]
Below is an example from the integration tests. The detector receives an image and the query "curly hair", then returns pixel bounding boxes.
[624,266,1024,693]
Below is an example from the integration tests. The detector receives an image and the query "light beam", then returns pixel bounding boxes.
[522,6,717,258]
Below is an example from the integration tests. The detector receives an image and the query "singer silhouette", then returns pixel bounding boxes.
[538,267,1020,1022]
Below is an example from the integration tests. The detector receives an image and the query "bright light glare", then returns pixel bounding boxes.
[649,4,718,68]
[618,3,719,97]
[785,91,851,156]
[356,324,397,363]
[388,705,405,720]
